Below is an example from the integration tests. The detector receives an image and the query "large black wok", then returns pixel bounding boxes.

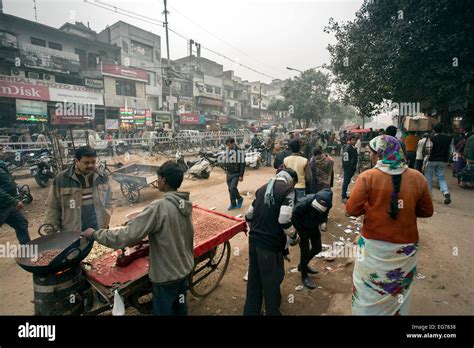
[16,224,94,276]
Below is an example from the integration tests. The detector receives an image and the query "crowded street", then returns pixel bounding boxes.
[0,146,472,315]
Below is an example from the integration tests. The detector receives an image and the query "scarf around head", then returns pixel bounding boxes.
[369,135,408,175]
[264,171,293,207]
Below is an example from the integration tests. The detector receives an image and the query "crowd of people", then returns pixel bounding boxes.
[0,121,472,316]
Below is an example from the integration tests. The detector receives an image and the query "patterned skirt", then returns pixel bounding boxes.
[352,235,418,315]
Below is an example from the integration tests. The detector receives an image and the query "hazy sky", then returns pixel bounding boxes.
[4,0,363,83]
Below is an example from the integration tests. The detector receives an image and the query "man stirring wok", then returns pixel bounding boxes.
[81,161,194,316]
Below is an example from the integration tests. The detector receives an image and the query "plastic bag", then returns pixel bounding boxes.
[112,289,125,316]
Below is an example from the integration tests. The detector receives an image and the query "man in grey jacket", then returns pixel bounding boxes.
[82,161,194,316]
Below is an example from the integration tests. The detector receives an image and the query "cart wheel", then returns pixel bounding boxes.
[130,282,153,314]
[189,241,231,298]
[120,183,140,203]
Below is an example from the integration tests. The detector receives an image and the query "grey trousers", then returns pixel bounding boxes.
[227,173,242,206]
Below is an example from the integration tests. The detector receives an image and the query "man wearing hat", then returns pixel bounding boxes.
[292,188,333,289]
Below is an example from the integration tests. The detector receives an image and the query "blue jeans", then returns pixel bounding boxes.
[425,161,449,194]
[295,188,306,201]
[152,278,188,316]
[265,150,272,167]
[342,168,356,199]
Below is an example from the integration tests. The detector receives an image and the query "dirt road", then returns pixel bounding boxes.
[0,155,472,315]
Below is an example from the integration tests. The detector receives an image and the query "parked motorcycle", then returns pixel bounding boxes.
[244,143,265,169]
[29,152,59,187]
[175,151,211,179]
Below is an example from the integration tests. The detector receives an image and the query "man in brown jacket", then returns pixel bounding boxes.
[45,146,112,232]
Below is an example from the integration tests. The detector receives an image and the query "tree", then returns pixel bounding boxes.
[327,101,358,130]
[281,69,332,128]
[325,0,474,121]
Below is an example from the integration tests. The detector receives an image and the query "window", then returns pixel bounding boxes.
[48,42,62,51]
[0,31,18,48]
[147,72,156,86]
[215,87,221,95]
[131,40,152,61]
[74,48,87,69]
[31,37,46,47]
[122,39,129,54]
[116,79,136,97]
[88,52,99,68]
[205,85,213,93]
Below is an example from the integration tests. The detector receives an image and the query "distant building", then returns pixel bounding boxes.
[98,21,162,130]
[0,12,120,130]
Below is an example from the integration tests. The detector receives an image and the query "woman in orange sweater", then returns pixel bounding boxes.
[346,135,433,315]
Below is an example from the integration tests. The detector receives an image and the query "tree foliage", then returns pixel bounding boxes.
[325,0,474,119]
[280,69,332,128]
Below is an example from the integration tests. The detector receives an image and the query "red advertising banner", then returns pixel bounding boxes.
[102,64,148,82]
[180,113,200,124]
[0,80,50,101]
[50,112,85,125]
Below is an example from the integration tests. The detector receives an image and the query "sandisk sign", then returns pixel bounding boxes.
[0,80,49,100]
[102,64,148,82]
[180,113,200,124]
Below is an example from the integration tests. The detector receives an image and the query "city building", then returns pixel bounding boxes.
[0,12,120,130]
[98,21,162,130]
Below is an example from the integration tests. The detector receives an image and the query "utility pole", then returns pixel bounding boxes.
[163,0,174,132]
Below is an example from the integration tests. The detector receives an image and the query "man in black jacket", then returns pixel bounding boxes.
[341,135,358,203]
[0,145,30,244]
[292,188,333,289]
[424,123,453,204]
[244,168,298,315]
[224,137,245,210]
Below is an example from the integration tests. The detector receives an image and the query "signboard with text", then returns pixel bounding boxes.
[102,64,148,82]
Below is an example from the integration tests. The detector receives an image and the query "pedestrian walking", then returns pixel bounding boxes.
[341,135,358,203]
[283,140,312,200]
[224,138,245,211]
[0,145,30,244]
[309,146,334,194]
[414,133,430,172]
[346,135,433,315]
[424,124,453,204]
[403,131,420,168]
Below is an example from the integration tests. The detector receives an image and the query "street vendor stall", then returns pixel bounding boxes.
[16,205,247,315]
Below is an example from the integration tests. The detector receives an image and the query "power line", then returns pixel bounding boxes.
[84,0,164,28]
[83,0,280,80]
[168,4,288,78]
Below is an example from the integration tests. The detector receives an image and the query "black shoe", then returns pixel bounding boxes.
[444,192,451,205]
[297,264,318,274]
[302,277,316,289]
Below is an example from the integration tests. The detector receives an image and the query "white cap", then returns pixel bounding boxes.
[311,199,328,213]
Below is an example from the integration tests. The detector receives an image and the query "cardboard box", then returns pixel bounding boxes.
[404,116,432,131]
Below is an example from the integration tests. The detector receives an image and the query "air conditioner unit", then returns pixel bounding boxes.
[11,68,25,77]
[27,72,40,79]
[43,74,55,82]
